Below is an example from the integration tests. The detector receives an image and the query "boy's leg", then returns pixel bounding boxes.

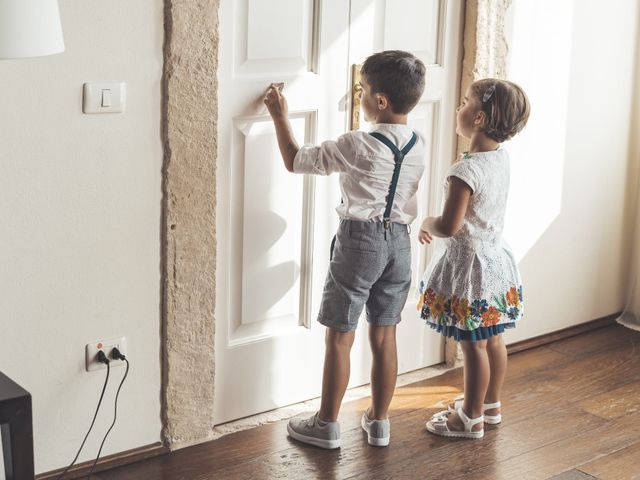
[319,328,356,422]
[485,334,507,416]
[445,339,489,432]
[367,324,397,420]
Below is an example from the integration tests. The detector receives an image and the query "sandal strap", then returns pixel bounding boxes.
[429,414,451,432]
[457,407,484,432]
[453,395,501,411]
[432,410,450,419]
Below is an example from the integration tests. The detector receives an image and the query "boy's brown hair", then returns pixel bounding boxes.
[471,79,531,142]
[361,50,426,115]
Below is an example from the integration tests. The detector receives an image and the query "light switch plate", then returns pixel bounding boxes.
[83,82,126,113]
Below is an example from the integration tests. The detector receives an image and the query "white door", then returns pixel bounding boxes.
[215,0,462,424]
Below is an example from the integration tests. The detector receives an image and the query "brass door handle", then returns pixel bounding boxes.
[350,64,362,131]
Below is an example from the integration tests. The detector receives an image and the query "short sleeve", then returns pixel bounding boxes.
[293,133,354,176]
[447,159,481,193]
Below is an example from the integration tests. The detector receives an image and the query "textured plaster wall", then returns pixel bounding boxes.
[162,0,220,448]
[456,0,511,156]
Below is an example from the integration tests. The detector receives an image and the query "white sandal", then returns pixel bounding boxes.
[426,407,484,439]
[447,395,502,424]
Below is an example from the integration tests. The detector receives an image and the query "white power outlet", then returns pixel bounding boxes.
[85,337,128,372]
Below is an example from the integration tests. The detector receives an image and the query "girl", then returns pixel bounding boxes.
[417,78,530,439]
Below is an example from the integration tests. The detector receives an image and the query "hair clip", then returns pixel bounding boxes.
[482,84,496,103]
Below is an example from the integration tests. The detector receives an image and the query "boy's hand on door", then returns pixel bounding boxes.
[264,83,288,120]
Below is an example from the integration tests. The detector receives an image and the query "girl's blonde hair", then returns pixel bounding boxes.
[471,79,530,142]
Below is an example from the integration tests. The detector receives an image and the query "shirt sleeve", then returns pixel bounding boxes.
[293,133,354,176]
[447,159,481,193]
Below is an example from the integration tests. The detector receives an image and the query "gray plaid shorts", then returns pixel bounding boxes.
[317,219,412,332]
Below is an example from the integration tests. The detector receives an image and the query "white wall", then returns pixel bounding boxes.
[502,0,640,342]
[624,1,640,312]
[0,0,163,474]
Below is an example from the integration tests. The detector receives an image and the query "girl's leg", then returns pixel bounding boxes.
[485,334,507,415]
[367,325,398,420]
[461,339,490,418]
[446,339,489,431]
[448,335,506,412]
[319,328,356,422]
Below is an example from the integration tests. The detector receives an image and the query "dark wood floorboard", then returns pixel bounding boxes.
[94,324,640,480]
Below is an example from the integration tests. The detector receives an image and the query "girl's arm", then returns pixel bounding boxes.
[418,177,472,244]
[264,85,298,172]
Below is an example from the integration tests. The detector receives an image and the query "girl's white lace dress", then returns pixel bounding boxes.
[417,148,523,341]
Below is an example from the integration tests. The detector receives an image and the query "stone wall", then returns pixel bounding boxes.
[162,0,220,448]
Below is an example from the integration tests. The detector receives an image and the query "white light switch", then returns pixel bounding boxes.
[83,82,126,113]
[101,89,112,107]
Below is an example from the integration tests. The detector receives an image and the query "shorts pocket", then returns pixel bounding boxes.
[395,229,412,251]
[341,225,379,253]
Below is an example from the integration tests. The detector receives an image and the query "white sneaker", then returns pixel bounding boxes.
[361,411,390,447]
[287,412,341,449]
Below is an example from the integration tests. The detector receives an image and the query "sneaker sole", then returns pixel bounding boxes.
[366,435,390,447]
[287,423,341,449]
[360,415,390,447]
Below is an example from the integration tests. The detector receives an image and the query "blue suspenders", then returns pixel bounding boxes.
[369,131,418,229]
[330,131,418,259]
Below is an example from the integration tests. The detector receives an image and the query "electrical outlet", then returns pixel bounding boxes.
[85,337,128,372]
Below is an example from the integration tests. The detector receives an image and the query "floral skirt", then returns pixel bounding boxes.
[417,285,522,341]
[417,239,523,341]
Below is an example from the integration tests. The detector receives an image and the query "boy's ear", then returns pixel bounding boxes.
[376,93,389,111]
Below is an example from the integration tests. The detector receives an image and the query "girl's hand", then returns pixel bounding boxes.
[418,228,433,245]
[264,84,288,120]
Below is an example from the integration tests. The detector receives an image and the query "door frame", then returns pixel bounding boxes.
[160,0,486,450]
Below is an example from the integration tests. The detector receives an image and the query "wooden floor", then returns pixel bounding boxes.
[97,325,640,480]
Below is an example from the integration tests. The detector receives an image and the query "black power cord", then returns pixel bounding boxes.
[86,347,130,479]
[56,350,111,480]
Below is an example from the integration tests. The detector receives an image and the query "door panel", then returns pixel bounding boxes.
[235,115,311,340]
[236,0,318,75]
[216,0,350,424]
[384,0,441,64]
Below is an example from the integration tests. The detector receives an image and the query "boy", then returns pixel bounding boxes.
[264,50,426,448]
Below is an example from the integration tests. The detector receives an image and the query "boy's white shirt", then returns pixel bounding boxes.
[293,123,426,224]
